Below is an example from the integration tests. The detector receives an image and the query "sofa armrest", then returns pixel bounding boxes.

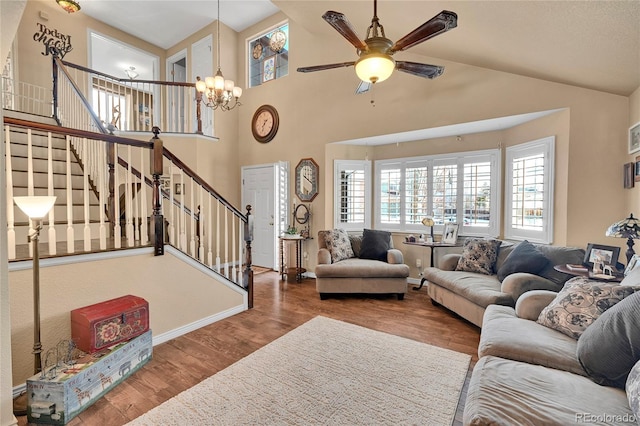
[439,254,461,271]
[387,248,404,264]
[514,290,558,320]
[501,272,561,301]
[318,248,331,265]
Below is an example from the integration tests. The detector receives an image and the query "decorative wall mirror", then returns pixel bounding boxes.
[295,158,319,202]
[294,204,310,224]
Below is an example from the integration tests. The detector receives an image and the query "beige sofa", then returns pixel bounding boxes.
[464,290,638,425]
[315,230,409,300]
[424,242,584,327]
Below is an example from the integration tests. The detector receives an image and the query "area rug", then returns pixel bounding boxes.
[126,316,471,425]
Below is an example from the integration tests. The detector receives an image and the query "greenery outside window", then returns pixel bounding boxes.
[248,22,289,88]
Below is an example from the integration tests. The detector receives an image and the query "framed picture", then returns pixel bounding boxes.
[635,156,640,182]
[583,243,620,268]
[624,162,635,188]
[442,223,459,244]
[624,254,640,276]
[262,56,275,82]
[630,121,640,154]
[174,183,185,195]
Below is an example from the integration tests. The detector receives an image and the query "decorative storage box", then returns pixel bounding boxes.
[27,330,152,424]
[71,295,149,353]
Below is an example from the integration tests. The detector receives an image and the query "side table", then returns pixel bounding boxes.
[279,236,306,282]
[403,241,461,290]
[553,264,623,282]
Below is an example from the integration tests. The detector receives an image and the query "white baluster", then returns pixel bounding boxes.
[225,207,229,279]
[99,142,106,250]
[207,194,213,268]
[168,163,175,245]
[65,135,74,253]
[113,144,121,249]
[216,201,221,272]
[232,210,236,281]
[126,146,134,247]
[199,185,204,263]
[83,138,91,251]
[179,169,187,251]
[189,177,196,257]
[238,214,243,285]
[5,125,16,259]
[140,148,148,245]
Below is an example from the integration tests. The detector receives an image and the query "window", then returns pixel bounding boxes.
[504,137,555,243]
[374,150,500,237]
[334,160,371,230]
[248,22,289,88]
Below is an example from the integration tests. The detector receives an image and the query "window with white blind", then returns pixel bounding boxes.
[334,160,371,230]
[374,150,500,236]
[504,137,555,243]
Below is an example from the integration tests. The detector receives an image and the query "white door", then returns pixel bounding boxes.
[166,50,186,133]
[242,163,288,268]
[191,35,214,137]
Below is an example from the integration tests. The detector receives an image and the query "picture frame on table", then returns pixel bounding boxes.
[442,223,459,244]
[630,122,640,154]
[583,243,620,268]
[624,254,640,276]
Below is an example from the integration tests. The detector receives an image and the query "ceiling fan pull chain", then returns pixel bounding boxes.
[370,84,376,107]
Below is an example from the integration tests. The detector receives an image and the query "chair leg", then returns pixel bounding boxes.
[397,293,405,300]
[319,293,329,300]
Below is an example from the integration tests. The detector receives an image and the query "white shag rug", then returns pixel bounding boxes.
[127,316,471,426]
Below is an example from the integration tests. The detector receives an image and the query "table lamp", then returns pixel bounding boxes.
[606,213,640,264]
[421,217,435,243]
[12,195,56,415]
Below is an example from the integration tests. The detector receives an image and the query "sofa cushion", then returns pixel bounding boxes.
[463,356,633,426]
[577,291,640,389]
[497,240,549,281]
[535,245,586,286]
[626,359,640,422]
[479,305,586,376]
[359,229,391,261]
[455,238,501,275]
[324,229,354,263]
[423,268,513,308]
[536,276,638,339]
[315,257,409,278]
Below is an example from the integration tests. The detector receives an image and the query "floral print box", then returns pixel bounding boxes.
[71,295,149,353]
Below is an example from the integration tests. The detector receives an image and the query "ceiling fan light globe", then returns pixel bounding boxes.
[355,53,395,84]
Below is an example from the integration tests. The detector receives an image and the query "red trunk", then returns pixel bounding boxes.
[71,295,149,353]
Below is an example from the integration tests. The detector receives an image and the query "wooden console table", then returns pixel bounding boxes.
[404,241,461,290]
[279,236,306,282]
[553,264,623,282]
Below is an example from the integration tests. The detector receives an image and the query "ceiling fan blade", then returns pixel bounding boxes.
[322,11,368,51]
[396,61,444,79]
[355,81,371,95]
[389,10,457,53]
[297,62,355,73]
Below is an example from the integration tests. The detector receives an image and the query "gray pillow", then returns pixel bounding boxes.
[455,238,502,275]
[359,229,391,261]
[626,359,640,421]
[577,291,640,388]
[497,240,549,281]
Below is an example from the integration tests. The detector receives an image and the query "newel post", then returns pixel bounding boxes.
[243,205,254,309]
[150,127,164,255]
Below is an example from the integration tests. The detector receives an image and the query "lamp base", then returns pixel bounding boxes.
[13,391,27,416]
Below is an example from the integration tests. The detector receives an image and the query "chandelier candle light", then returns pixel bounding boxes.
[606,213,640,264]
[195,0,242,111]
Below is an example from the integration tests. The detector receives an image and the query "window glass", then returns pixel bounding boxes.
[334,160,371,230]
[248,23,289,88]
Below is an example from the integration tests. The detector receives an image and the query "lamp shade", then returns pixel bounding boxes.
[355,53,395,84]
[606,214,640,239]
[14,196,57,219]
[421,217,435,227]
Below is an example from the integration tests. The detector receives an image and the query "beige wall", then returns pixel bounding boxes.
[628,87,640,214]
[9,248,244,385]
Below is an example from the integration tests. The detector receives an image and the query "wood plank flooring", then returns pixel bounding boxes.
[17,271,480,426]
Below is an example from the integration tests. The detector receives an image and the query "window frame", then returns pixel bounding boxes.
[504,136,555,244]
[333,159,372,230]
[246,21,289,89]
[373,149,501,237]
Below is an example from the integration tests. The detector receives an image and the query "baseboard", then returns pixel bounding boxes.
[12,303,246,398]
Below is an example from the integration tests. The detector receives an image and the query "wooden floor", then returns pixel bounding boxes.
[17,271,480,426]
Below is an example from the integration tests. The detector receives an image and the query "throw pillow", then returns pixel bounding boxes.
[577,291,640,389]
[496,240,549,281]
[349,234,363,258]
[323,229,354,263]
[626,359,640,419]
[359,229,391,262]
[621,264,640,286]
[536,276,639,339]
[455,238,502,275]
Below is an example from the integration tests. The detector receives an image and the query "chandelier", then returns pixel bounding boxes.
[56,0,81,13]
[195,0,242,111]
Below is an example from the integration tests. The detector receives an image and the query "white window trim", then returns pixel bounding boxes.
[504,136,555,244]
[245,20,289,89]
[373,149,500,237]
[334,159,371,230]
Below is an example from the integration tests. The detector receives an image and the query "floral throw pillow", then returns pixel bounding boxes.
[626,359,640,421]
[324,229,354,263]
[536,276,639,339]
[455,238,502,275]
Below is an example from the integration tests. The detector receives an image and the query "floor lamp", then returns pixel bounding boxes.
[12,195,57,416]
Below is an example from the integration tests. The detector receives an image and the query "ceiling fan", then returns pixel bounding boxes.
[297,0,457,94]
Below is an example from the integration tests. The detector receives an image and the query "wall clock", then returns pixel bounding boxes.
[251,104,279,143]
